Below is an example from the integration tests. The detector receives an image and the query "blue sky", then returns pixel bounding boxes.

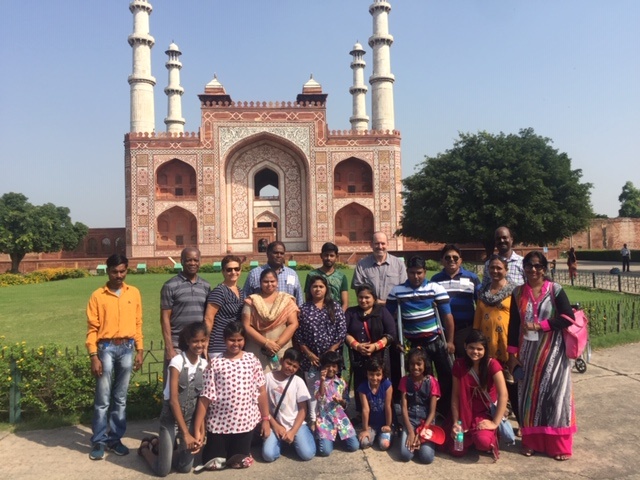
[1,1,638,227]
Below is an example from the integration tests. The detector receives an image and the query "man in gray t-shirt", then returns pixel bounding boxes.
[160,247,210,362]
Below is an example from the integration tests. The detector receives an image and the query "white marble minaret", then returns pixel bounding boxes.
[164,42,185,134]
[368,0,395,131]
[349,42,369,131]
[128,0,156,133]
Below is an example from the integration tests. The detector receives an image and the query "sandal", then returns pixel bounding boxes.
[194,457,226,472]
[227,454,253,469]
[490,443,499,462]
[521,447,534,457]
[554,454,571,461]
[149,435,159,455]
[137,437,153,456]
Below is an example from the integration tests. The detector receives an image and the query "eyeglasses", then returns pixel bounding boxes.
[444,255,460,262]
[524,263,544,271]
[225,267,241,273]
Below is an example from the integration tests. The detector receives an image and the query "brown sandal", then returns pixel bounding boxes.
[137,437,153,456]
[521,447,534,457]
[554,454,570,461]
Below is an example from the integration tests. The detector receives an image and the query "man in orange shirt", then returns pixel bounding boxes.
[86,254,143,460]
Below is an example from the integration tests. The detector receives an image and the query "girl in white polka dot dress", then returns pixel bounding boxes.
[193,322,271,471]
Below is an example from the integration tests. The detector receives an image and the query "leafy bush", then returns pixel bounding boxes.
[295,263,314,270]
[335,262,351,270]
[0,341,94,418]
[0,268,89,288]
[0,338,164,422]
[0,274,28,287]
[127,381,163,420]
[425,259,440,271]
[147,265,175,274]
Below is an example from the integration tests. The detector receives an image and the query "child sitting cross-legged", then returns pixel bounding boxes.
[357,357,393,450]
[262,348,316,462]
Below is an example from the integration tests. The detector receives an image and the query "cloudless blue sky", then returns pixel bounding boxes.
[1,1,638,227]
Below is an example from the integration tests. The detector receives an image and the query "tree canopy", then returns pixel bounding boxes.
[398,128,593,256]
[0,192,88,273]
[618,181,640,218]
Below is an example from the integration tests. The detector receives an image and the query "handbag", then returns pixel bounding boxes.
[560,309,588,360]
[549,286,589,360]
[469,367,516,445]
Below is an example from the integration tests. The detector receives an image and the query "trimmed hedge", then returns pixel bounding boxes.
[0,268,89,288]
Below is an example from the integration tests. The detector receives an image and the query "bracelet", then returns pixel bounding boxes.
[376,340,385,350]
[262,415,270,421]
[89,352,98,358]
[351,340,360,349]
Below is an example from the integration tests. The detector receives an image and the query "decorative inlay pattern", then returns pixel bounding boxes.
[138,168,148,185]
[230,144,304,239]
[137,197,148,215]
[220,126,310,158]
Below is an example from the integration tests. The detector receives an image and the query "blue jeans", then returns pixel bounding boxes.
[262,424,316,462]
[359,427,392,450]
[399,429,435,464]
[317,435,359,457]
[91,340,134,446]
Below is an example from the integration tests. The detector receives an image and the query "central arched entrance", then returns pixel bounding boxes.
[225,135,309,252]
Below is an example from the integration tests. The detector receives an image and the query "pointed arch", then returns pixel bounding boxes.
[334,202,374,245]
[155,158,198,200]
[156,206,198,250]
[334,157,373,197]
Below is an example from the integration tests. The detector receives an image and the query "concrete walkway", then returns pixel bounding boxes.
[1,342,639,479]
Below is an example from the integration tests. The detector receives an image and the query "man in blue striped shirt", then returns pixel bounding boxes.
[243,241,304,306]
[387,256,455,418]
[431,244,480,358]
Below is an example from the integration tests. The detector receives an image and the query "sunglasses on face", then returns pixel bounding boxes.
[225,267,241,273]
[524,263,544,271]
[444,255,460,262]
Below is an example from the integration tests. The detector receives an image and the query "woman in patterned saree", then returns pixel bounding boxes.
[507,251,576,461]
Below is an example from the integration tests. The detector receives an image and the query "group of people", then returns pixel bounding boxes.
[85,227,579,475]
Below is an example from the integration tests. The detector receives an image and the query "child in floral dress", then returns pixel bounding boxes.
[314,351,358,456]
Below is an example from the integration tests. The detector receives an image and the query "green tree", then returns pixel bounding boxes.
[0,193,88,273]
[398,128,593,257]
[618,181,640,218]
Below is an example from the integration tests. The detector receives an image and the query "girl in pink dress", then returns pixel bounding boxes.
[450,329,508,461]
[193,322,271,471]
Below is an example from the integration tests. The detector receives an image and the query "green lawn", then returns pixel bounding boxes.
[0,270,357,349]
[0,270,636,350]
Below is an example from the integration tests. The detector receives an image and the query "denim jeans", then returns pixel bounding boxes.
[91,340,134,446]
[359,427,392,450]
[414,337,452,419]
[317,435,359,457]
[399,429,435,464]
[262,424,316,462]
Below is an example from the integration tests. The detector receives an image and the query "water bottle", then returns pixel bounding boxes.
[269,354,279,371]
[454,420,464,452]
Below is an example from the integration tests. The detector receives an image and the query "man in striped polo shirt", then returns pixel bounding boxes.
[161,247,211,369]
[431,244,480,358]
[387,256,455,418]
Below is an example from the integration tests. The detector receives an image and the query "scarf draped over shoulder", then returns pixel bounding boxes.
[479,281,516,307]
[245,292,298,333]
